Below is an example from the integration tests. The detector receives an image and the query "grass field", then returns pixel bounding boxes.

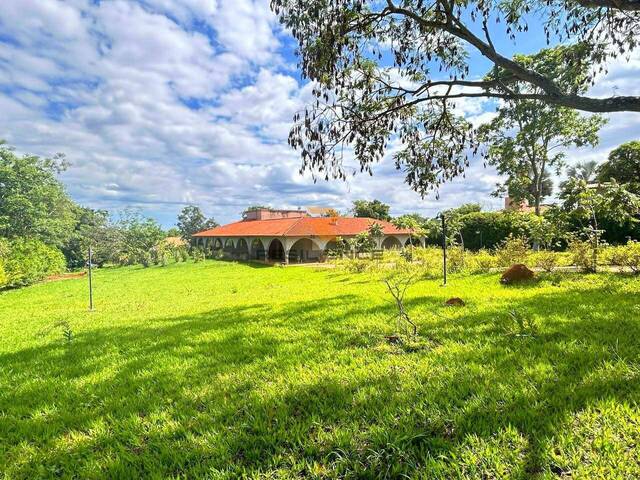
[1,260,639,479]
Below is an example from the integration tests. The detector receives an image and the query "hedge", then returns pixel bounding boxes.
[0,238,66,288]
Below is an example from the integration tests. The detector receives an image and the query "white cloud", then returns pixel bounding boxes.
[0,0,638,226]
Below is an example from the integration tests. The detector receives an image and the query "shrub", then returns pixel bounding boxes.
[411,247,442,276]
[568,238,594,272]
[1,238,66,287]
[495,236,531,267]
[467,249,497,273]
[605,241,640,274]
[530,250,560,272]
[192,247,205,263]
[446,246,466,273]
[0,261,7,287]
[341,258,370,273]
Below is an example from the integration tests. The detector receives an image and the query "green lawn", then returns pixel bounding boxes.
[1,261,639,479]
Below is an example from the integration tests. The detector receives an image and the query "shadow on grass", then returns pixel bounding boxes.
[1,278,639,478]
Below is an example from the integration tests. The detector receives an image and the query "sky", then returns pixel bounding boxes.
[1,0,639,227]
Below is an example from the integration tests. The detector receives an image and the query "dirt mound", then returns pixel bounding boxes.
[500,264,534,285]
[445,297,465,307]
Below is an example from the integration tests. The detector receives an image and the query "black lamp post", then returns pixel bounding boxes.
[441,213,447,286]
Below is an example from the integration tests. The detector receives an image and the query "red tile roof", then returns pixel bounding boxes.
[193,217,413,237]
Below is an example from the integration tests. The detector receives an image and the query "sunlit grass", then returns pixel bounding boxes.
[1,260,639,478]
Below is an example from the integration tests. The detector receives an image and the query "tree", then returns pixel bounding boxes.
[177,205,218,241]
[165,227,181,237]
[61,206,111,268]
[566,160,600,183]
[271,0,638,195]
[597,141,640,192]
[0,142,76,246]
[561,179,640,271]
[368,222,385,247]
[117,209,165,266]
[321,208,341,217]
[352,199,391,221]
[479,101,604,215]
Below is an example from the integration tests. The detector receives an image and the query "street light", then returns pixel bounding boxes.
[440,213,447,286]
[475,229,483,249]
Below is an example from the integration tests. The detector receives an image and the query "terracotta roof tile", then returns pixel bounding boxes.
[193,217,413,237]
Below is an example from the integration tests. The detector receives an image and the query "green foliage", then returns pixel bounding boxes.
[561,179,640,271]
[352,199,391,221]
[597,140,640,192]
[177,205,218,241]
[495,236,531,267]
[529,250,560,273]
[115,210,165,266]
[568,237,594,273]
[354,231,375,253]
[0,238,66,287]
[603,241,640,274]
[500,309,539,338]
[61,206,111,269]
[0,142,76,247]
[467,249,498,274]
[446,246,466,273]
[191,247,205,263]
[478,97,605,214]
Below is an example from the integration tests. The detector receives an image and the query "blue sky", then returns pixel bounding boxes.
[1,0,639,227]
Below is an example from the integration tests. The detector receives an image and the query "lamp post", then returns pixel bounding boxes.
[476,229,483,249]
[441,213,447,286]
[88,245,94,311]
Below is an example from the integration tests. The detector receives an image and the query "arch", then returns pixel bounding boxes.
[382,236,403,250]
[251,238,265,260]
[405,237,421,247]
[224,238,235,249]
[324,239,338,252]
[235,238,249,253]
[212,238,223,250]
[268,239,285,262]
[288,238,321,263]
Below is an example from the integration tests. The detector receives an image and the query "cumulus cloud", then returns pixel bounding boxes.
[0,0,638,226]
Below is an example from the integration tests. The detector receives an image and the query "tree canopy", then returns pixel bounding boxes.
[597,141,640,191]
[0,142,76,247]
[271,0,639,195]
[177,205,218,241]
[352,199,391,220]
[479,100,604,214]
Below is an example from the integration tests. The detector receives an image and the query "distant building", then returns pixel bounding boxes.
[503,197,554,214]
[193,207,420,263]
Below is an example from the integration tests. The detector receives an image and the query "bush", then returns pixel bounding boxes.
[604,241,640,274]
[568,238,594,272]
[411,247,442,276]
[495,236,531,267]
[467,249,497,273]
[192,247,205,263]
[446,246,466,273]
[340,258,370,273]
[530,250,560,272]
[0,238,66,287]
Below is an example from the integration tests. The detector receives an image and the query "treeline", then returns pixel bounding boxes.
[0,142,217,289]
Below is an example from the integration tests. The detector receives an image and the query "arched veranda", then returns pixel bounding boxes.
[268,239,285,262]
[288,238,321,263]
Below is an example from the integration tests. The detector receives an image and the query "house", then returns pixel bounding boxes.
[192,207,420,263]
[503,196,553,214]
